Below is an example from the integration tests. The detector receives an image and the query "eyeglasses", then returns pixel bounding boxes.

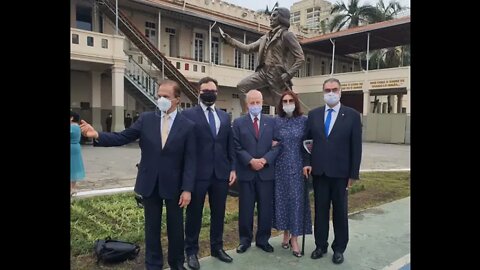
[200,89,218,93]
[323,88,340,93]
[282,99,294,104]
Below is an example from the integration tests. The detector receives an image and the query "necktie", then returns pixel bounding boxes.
[324,108,333,137]
[253,117,259,138]
[207,107,217,137]
[161,114,170,148]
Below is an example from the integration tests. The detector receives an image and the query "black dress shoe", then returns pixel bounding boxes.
[236,244,250,253]
[310,248,327,259]
[332,252,344,264]
[256,243,274,253]
[186,254,200,270]
[211,249,233,263]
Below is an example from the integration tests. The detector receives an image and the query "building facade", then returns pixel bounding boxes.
[70,0,410,143]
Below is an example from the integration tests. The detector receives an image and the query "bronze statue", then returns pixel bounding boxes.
[219,7,305,110]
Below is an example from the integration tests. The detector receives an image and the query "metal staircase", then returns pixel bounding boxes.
[98,0,198,103]
[124,56,159,110]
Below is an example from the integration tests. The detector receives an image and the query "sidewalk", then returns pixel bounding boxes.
[76,142,410,194]
[184,197,410,270]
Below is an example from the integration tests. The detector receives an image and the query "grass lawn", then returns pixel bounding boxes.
[71,171,410,269]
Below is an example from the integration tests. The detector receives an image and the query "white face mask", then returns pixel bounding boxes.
[283,104,295,115]
[157,97,172,112]
[323,92,340,106]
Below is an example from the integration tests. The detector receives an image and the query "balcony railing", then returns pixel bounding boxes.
[70,28,126,64]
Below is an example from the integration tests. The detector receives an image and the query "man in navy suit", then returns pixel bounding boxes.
[182,77,236,269]
[80,80,196,270]
[303,78,362,265]
[232,89,281,254]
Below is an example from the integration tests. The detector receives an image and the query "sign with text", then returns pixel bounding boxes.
[369,78,406,89]
[342,81,363,91]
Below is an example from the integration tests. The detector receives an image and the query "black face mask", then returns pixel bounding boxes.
[200,91,217,106]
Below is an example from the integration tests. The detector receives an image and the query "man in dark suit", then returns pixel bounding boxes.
[303,78,362,265]
[105,112,112,132]
[80,80,196,270]
[232,89,281,254]
[124,113,133,128]
[182,77,236,269]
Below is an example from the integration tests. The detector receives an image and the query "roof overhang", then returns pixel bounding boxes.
[301,16,410,55]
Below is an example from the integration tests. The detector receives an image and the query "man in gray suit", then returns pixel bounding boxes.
[220,7,304,108]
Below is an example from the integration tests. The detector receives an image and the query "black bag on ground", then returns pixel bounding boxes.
[94,237,140,264]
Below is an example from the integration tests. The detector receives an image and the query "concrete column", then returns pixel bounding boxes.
[406,88,410,115]
[92,2,98,32]
[91,71,102,131]
[397,94,403,113]
[111,64,125,131]
[362,88,370,116]
[71,2,76,27]
[157,11,161,49]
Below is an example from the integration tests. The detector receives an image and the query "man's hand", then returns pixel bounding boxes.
[178,191,191,208]
[272,140,279,147]
[229,170,237,186]
[346,179,354,190]
[303,166,312,177]
[281,73,291,82]
[249,159,264,171]
[79,120,99,139]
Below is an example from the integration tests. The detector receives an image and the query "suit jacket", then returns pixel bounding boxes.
[233,114,281,181]
[226,27,304,78]
[95,111,196,199]
[182,106,235,181]
[303,105,362,179]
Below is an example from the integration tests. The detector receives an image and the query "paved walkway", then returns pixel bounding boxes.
[176,197,410,270]
[72,142,410,269]
[75,142,410,194]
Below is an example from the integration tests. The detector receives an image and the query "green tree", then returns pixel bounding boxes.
[329,0,378,32]
[371,0,407,22]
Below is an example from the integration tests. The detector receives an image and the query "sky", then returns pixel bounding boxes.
[224,0,410,12]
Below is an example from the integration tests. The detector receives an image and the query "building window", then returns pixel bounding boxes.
[101,39,108,48]
[145,21,156,44]
[138,56,143,64]
[193,64,198,72]
[76,5,92,31]
[201,66,205,73]
[166,28,176,57]
[176,62,181,69]
[290,11,300,24]
[87,36,94,47]
[194,33,204,62]
[306,7,321,29]
[246,53,256,70]
[232,93,239,99]
[305,57,312,76]
[211,36,220,64]
[72,34,79,44]
[234,49,243,68]
[261,105,270,114]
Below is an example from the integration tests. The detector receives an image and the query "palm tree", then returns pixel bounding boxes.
[329,0,378,32]
[371,0,407,22]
